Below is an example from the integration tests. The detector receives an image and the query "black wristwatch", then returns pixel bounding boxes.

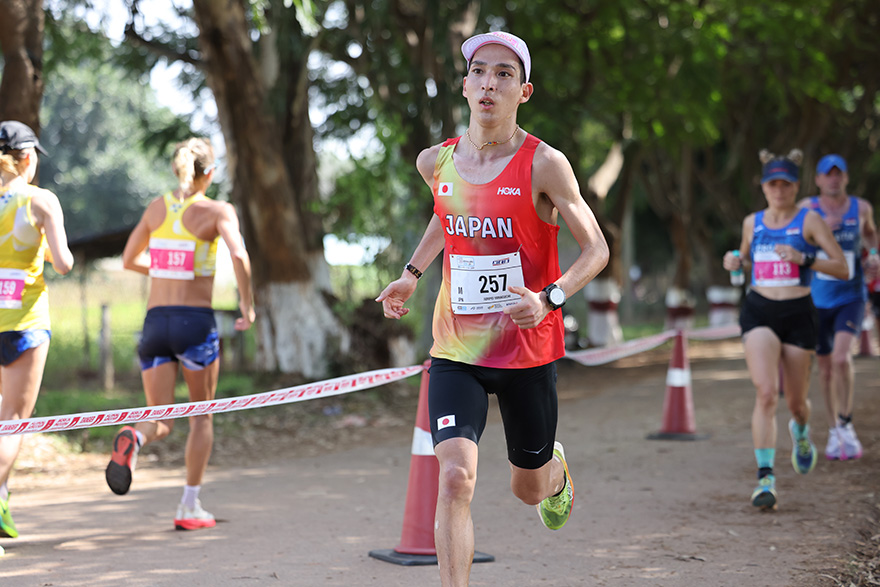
[801,253,816,267]
[542,283,566,311]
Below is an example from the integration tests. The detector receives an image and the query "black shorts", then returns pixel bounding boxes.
[739,291,818,350]
[428,357,558,470]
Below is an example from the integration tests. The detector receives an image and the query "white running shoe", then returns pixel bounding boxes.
[837,422,863,460]
[174,500,216,531]
[825,427,842,460]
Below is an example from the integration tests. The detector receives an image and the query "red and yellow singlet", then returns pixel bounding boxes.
[430,133,564,368]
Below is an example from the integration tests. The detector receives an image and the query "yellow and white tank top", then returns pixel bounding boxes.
[0,184,50,332]
[148,192,218,280]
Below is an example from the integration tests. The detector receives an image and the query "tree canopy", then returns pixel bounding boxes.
[3,0,880,372]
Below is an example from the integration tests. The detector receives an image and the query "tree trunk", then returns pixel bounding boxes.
[0,0,44,135]
[191,0,347,378]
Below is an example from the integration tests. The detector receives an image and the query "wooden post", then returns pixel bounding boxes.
[79,260,91,370]
[100,304,114,390]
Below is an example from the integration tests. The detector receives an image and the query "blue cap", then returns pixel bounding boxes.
[761,158,799,183]
[816,154,847,174]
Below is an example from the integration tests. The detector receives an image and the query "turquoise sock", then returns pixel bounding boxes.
[755,448,775,470]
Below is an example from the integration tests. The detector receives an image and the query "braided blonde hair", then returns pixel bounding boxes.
[172,138,214,194]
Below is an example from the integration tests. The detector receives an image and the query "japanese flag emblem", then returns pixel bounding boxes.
[437,415,456,430]
[438,182,453,197]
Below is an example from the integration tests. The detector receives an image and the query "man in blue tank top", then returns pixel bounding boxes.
[799,154,879,461]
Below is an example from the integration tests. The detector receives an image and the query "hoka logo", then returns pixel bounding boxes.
[497,187,521,196]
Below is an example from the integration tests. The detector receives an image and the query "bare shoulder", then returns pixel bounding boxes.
[28,186,60,205]
[532,141,572,177]
[856,196,874,212]
[796,196,812,209]
[803,209,827,231]
[531,141,579,204]
[416,143,444,185]
[139,194,170,228]
[214,200,238,220]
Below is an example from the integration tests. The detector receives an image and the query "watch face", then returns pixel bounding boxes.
[549,287,566,306]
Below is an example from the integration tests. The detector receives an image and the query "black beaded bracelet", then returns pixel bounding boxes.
[405,263,423,279]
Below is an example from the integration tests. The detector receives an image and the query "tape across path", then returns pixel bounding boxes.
[0,365,423,437]
[0,323,741,437]
[563,323,740,366]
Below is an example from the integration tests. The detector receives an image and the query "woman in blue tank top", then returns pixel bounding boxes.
[722,149,847,511]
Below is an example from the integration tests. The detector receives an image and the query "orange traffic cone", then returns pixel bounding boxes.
[647,330,708,440]
[369,361,494,566]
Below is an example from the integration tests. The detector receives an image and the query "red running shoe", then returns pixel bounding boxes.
[106,426,139,495]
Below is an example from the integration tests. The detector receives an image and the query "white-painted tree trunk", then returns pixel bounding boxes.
[254,253,349,378]
[706,286,742,327]
[584,278,624,347]
[665,286,696,331]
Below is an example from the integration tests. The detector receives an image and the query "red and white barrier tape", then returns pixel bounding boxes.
[0,365,424,437]
[686,324,741,341]
[564,330,676,366]
[0,323,743,437]
[563,323,741,367]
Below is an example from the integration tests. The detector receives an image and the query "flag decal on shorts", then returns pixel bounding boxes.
[437,415,456,430]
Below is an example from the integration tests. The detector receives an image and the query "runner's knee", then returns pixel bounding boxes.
[438,461,476,503]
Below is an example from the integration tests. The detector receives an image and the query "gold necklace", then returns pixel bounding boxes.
[466,126,520,150]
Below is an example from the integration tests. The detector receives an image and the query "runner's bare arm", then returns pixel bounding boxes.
[31,189,74,275]
[376,145,445,320]
[858,198,879,278]
[504,144,609,329]
[122,198,164,276]
[860,198,878,250]
[804,210,848,280]
[724,214,755,273]
[216,202,255,330]
[535,144,608,293]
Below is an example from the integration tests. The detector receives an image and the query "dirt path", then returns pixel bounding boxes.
[1,339,878,586]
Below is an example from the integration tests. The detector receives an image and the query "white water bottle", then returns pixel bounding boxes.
[730,250,745,286]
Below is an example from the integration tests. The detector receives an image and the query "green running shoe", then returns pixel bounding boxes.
[537,442,573,530]
[751,475,777,510]
[789,418,817,475]
[0,496,18,538]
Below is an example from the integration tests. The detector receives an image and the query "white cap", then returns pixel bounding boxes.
[461,32,531,83]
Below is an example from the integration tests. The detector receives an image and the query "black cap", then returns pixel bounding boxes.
[0,121,48,155]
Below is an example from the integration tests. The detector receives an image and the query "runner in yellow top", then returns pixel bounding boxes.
[106,137,255,530]
[0,121,74,544]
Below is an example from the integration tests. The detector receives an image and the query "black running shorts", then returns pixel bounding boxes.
[739,291,818,350]
[428,357,558,470]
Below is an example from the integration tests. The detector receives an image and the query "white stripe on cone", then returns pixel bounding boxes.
[411,426,435,456]
[666,367,691,388]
